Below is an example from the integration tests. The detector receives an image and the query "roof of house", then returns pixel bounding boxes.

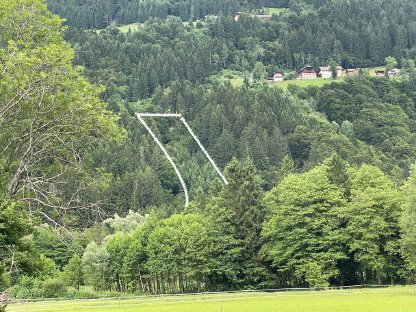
[299,65,318,74]
[320,66,343,71]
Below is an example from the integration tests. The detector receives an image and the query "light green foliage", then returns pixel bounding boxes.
[262,165,347,286]
[0,196,32,290]
[252,62,266,81]
[296,262,330,288]
[146,214,215,293]
[385,56,398,71]
[329,60,337,79]
[0,0,124,224]
[104,233,131,292]
[42,278,67,298]
[346,165,403,283]
[400,164,416,273]
[340,120,354,138]
[123,213,159,293]
[104,211,147,234]
[63,255,83,291]
[81,242,110,292]
[275,155,295,183]
[34,255,59,280]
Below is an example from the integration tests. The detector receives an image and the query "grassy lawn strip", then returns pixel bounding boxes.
[8,286,416,312]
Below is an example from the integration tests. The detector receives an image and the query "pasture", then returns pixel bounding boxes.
[8,286,416,312]
[270,77,343,89]
[266,7,292,15]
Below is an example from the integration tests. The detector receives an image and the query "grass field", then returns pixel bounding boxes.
[116,23,141,33]
[226,77,342,89]
[8,286,416,312]
[266,7,292,15]
[270,77,343,89]
[96,23,141,34]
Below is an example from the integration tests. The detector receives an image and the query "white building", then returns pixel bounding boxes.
[319,66,343,78]
[267,71,285,82]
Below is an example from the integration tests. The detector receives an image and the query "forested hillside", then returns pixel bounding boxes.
[47,0,243,28]
[56,0,416,69]
[3,0,416,301]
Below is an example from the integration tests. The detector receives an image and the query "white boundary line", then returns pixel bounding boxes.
[136,113,228,207]
[180,117,229,185]
[136,113,189,207]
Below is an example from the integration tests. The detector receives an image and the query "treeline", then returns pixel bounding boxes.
[47,0,241,28]
[56,0,416,73]
[9,157,416,297]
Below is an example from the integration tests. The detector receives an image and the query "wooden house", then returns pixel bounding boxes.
[267,70,285,82]
[375,69,385,77]
[298,65,318,80]
[345,68,359,76]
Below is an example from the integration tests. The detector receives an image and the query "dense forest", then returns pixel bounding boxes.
[2,0,416,302]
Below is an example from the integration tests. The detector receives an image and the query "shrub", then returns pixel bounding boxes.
[42,279,67,298]
[9,277,43,299]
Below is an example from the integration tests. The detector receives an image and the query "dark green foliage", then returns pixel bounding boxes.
[316,76,416,176]
[42,279,67,298]
[47,0,241,28]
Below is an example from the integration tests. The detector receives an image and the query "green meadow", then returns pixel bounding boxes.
[270,77,343,89]
[8,286,416,312]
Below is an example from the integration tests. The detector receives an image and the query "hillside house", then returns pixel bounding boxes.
[234,12,272,22]
[267,70,285,82]
[375,69,385,77]
[319,66,343,78]
[346,68,360,76]
[388,68,400,77]
[298,65,318,79]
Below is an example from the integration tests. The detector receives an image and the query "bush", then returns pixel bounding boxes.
[42,279,67,298]
[9,277,43,299]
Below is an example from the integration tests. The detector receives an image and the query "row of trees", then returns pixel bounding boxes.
[56,157,416,294]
